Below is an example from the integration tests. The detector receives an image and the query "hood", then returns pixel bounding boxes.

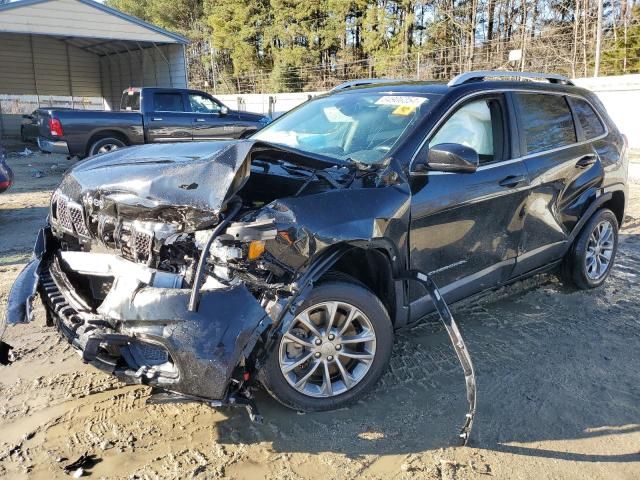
[234,111,269,123]
[55,140,347,231]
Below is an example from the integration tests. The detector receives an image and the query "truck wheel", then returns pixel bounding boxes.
[260,281,393,412]
[564,208,619,289]
[88,137,126,156]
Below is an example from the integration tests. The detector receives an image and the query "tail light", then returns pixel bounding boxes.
[49,118,64,137]
[0,180,11,190]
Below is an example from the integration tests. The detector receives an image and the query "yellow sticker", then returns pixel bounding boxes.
[392,105,416,116]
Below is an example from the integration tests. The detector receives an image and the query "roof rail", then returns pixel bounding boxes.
[329,78,405,92]
[448,70,574,87]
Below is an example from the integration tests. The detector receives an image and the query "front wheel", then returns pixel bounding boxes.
[260,282,393,412]
[564,208,619,289]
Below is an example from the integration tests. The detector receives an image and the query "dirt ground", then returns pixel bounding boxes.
[1,148,639,480]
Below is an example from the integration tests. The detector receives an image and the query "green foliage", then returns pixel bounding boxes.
[106,0,636,93]
[601,5,640,75]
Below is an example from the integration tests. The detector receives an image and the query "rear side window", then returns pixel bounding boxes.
[153,93,185,112]
[571,97,606,139]
[515,93,577,154]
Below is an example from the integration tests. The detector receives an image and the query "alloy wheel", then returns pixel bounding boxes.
[585,220,615,280]
[97,143,120,154]
[278,301,377,398]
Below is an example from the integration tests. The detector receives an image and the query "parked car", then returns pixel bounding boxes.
[5,71,628,416]
[0,144,13,193]
[36,87,271,158]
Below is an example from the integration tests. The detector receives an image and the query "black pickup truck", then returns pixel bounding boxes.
[36,87,271,158]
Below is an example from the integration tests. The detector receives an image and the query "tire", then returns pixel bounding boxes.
[564,208,619,290]
[261,281,393,412]
[88,137,126,156]
[20,127,28,144]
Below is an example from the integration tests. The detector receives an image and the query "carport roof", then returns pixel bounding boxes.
[0,0,189,51]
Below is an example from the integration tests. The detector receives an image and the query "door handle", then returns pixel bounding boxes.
[152,117,163,121]
[195,118,206,122]
[499,174,527,188]
[575,154,597,168]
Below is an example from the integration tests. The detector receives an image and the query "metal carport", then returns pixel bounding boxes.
[0,0,189,138]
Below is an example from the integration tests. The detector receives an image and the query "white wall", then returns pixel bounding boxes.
[216,92,322,118]
[574,75,640,149]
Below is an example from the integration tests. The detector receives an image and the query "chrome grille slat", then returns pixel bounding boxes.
[56,196,73,231]
[132,230,152,263]
[53,192,156,265]
[54,194,90,237]
[68,203,90,236]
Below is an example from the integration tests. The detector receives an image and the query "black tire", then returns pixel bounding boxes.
[20,127,28,144]
[260,281,393,412]
[88,137,126,156]
[564,208,619,290]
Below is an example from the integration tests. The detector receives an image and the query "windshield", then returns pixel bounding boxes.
[253,92,439,164]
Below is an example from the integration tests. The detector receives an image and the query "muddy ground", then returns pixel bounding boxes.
[0,148,639,480]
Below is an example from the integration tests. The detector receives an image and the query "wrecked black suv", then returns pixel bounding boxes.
[4,71,628,415]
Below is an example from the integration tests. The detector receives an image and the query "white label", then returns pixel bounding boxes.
[375,96,427,107]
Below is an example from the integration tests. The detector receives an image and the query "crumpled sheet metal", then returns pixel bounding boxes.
[57,141,252,228]
[4,258,40,326]
[94,281,270,400]
[404,270,477,445]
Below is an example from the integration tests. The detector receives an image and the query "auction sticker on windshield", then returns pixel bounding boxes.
[375,95,428,106]
[376,95,428,115]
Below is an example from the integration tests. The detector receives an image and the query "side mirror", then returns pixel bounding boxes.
[219,105,229,116]
[415,143,479,173]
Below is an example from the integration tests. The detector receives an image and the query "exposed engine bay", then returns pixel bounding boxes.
[46,141,364,298]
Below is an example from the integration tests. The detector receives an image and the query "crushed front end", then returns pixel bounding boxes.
[2,141,303,402]
[3,140,381,403]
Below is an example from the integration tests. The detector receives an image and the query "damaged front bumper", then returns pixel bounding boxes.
[5,227,272,401]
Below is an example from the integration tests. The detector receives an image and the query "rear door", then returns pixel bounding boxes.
[408,94,530,319]
[510,91,606,276]
[188,93,243,140]
[145,91,193,143]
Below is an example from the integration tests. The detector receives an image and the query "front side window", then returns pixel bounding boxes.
[571,97,606,140]
[515,93,576,154]
[189,94,220,114]
[253,92,440,164]
[429,98,504,164]
[153,93,185,112]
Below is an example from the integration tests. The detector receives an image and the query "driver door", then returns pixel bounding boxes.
[189,93,242,140]
[408,94,531,319]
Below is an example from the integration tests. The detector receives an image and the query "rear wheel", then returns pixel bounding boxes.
[261,282,393,411]
[88,137,126,156]
[564,208,619,289]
